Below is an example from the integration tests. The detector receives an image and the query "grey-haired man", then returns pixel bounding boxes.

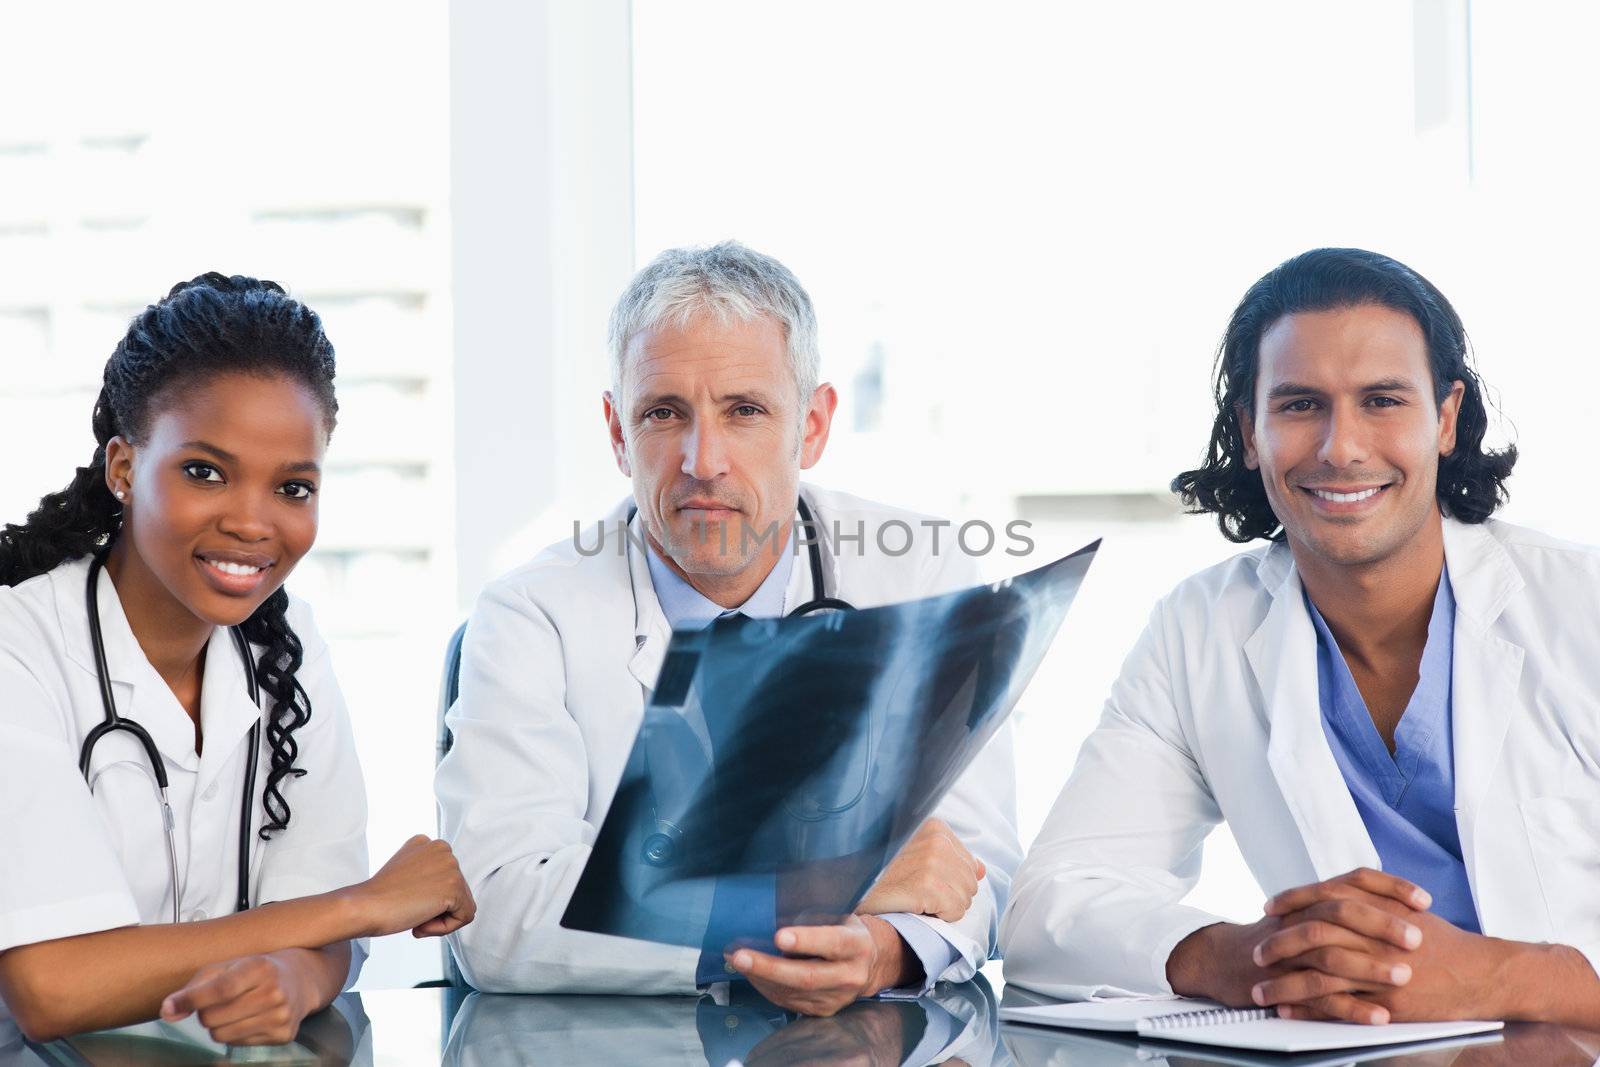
[435,242,1020,1014]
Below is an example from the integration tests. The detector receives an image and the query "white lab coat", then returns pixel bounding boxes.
[0,555,370,1013]
[435,483,1022,994]
[1001,517,1600,999]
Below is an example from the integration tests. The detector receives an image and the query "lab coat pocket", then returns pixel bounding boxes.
[1519,795,1600,957]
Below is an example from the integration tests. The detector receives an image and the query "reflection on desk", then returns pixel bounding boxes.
[441,976,1000,1067]
[6,995,369,1067]
[13,975,1600,1067]
[10,980,995,1067]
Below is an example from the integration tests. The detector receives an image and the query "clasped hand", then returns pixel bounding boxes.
[1173,867,1512,1025]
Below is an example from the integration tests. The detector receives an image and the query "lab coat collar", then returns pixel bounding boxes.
[194,625,266,797]
[1244,543,1379,879]
[1440,516,1523,629]
[1245,515,1528,884]
[626,507,672,694]
[55,554,264,778]
[1439,518,1525,897]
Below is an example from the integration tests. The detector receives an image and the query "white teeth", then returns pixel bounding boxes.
[207,560,262,576]
[1311,487,1380,503]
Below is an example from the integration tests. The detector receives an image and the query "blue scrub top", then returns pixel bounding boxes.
[1304,568,1480,932]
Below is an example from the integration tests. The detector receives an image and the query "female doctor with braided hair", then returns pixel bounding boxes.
[0,274,475,1045]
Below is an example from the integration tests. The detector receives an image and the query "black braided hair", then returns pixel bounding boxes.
[0,272,338,837]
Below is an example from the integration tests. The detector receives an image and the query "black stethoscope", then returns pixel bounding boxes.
[628,494,856,619]
[635,494,859,866]
[81,554,261,921]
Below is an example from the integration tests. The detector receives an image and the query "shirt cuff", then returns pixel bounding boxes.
[877,913,960,996]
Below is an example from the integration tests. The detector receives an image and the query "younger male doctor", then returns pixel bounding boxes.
[1002,247,1600,1027]
[435,241,1020,1015]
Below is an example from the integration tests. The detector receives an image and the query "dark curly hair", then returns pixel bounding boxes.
[0,272,338,837]
[1172,247,1516,543]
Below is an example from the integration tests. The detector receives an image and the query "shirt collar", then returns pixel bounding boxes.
[60,554,263,773]
[645,530,796,631]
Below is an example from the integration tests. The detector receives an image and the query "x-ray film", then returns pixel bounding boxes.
[560,541,1099,957]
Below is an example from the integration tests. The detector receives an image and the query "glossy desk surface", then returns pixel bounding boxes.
[11,967,1600,1066]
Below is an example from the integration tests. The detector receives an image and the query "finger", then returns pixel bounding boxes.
[728,947,857,992]
[1252,969,1379,1007]
[198,986,280,1033]
[975,859,987,882]
[1276,1003,1322,1021]
[1264,946,1412,988]
[1266,869,1431,916]
[1282,900,1425,951]
[934,882,970,922]
[1254,914,1420,966]
[208,1007,298,1046]
[773,924,858,961]
[1296,993,1391,1025]
[950,838,983,882]
[159,964,224,1020]
[412,913,469,937]
[1275,1002,1352,1022]
[196,969,282,1032]
[161,963,258,1019]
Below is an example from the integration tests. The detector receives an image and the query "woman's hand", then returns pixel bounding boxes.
[345,835,476,938]
[160,952,318,1046]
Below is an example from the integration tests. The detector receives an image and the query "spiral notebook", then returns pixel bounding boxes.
[999,998,1502,1054]
[1001,1024,1505,1067]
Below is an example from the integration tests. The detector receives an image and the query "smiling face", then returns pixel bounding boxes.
[1241,304,1464,571]
[104,371,328,628]
[603,311,836,604]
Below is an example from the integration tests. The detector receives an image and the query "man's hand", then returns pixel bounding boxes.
[1167,868,1428,1022]
[1244,868,1600,1028]
[160,952,318,1046]
[745,1000,909,1067]
[726,914,916,1016]
[1257,873,1536,1024]
[856,818,985,922]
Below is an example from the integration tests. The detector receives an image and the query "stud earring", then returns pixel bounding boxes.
[115,490,126,501]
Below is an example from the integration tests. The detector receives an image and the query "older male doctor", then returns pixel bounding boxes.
[1002,248,1600,1029]
[435,242,1019,1015]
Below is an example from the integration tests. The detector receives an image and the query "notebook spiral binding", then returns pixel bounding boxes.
[1142,1006,1276,1031]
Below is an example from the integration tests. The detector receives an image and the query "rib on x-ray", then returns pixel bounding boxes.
[560,541,1099,958]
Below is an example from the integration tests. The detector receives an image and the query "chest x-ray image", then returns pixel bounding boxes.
[561,541,1099,956]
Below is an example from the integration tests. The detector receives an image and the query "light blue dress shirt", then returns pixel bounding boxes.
[645,535,959,991]
[1305,568,1481,932]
